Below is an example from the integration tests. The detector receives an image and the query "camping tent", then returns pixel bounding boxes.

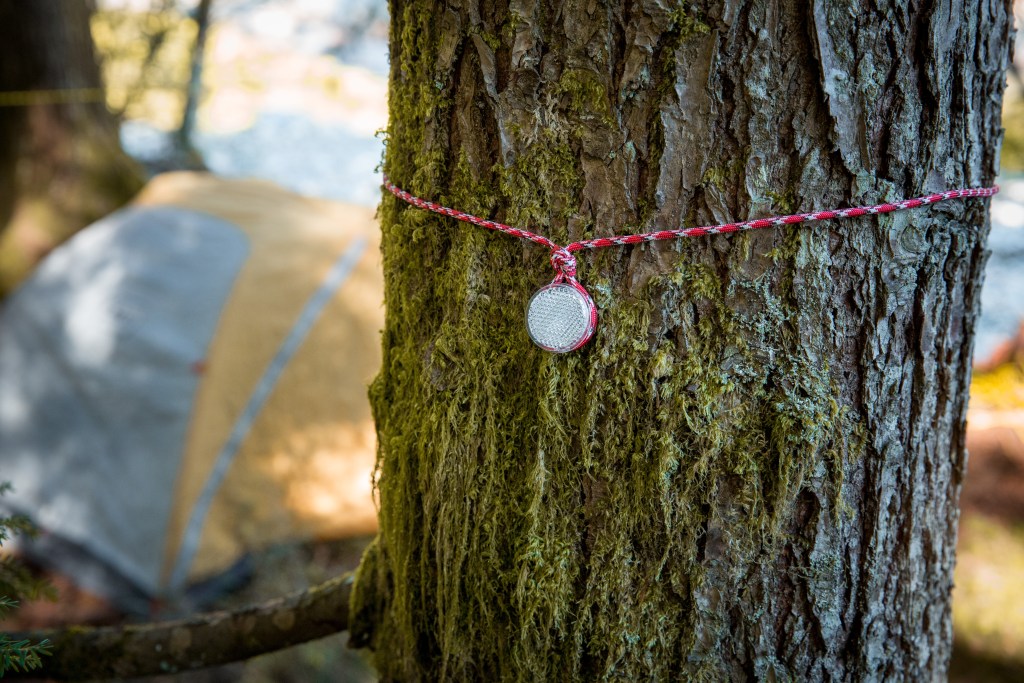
[0,172,383,613]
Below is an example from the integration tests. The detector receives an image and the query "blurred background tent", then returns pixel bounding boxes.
[0,171,382,614]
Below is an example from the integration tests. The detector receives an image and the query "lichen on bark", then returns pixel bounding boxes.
[351,1,1012,680]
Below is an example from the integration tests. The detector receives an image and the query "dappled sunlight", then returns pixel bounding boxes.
[93,0,388,207]
[203,25,387,135]
[271,421,378,526]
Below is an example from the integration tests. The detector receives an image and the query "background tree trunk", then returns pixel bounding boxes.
[177,0,213,157]
[0,0,143,295]
[351,1,1013,680]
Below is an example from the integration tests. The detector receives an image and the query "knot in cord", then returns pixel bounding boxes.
[550,247,577,279]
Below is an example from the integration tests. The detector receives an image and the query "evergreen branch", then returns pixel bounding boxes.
[0,513,36,545]
[1,599,53,675]
[0,558,56,603]
[0,635,51,674]
[3,572,354,680]
[0,484,53,676]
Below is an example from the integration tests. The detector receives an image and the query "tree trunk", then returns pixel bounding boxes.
[0,0,143,295]
[351,1,1012,680]
[177,0,213,154]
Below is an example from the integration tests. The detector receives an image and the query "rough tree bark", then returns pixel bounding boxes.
[350,1,1013,680]
[0,0,143,295]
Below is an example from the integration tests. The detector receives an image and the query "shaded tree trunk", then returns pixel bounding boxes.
[0,0,143,295]
[177,0,214,155]
[350,1,1013,680]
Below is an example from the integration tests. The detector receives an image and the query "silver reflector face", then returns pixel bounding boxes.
[526,283,597,353]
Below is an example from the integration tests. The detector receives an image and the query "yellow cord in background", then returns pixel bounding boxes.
[0,88,105,107]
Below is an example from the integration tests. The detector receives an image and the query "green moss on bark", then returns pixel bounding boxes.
[555,68,613,122]
[351,1,871,681]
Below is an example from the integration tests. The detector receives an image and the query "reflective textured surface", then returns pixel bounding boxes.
[526,283,595,353]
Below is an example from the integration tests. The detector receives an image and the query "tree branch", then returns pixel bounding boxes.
[6,572,353,680]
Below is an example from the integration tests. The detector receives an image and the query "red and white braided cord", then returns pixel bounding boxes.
[382,176,998,280]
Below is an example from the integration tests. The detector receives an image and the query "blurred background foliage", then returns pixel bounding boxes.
[1001,74,1024,174]
[92,2,197,129]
